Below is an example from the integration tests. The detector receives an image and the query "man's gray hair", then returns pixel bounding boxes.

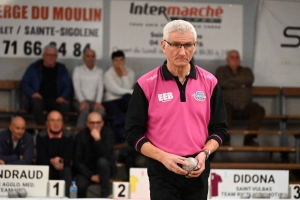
[83,48,96,56]
[163,20,197,41]
[43,43,57,53]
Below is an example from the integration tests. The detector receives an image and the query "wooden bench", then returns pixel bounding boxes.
[282,87,300,120]
[219,146,300,152]
[0,80,19,110]
[226,129,300,163]
[252,86,285,120]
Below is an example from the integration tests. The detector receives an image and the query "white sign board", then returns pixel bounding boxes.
[110,1,243,60]
[210,169,289,199]
[253,0,300,87]
[130,168,150,199]
[0,0,103,59]
[0,165,49,197]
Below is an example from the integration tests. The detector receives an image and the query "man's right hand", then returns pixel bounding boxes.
[91,174,100,183]
[79,101,89,111]
[32,92,42,99]
[50,157,64,170]
[0,159,5,165]
[159,153,188,176]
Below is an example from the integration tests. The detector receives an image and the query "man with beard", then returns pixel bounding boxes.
[36,110,74,197]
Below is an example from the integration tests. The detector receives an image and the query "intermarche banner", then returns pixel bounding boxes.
[110,1,243,60]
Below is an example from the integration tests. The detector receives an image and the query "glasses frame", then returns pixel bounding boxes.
[164,40,196,50]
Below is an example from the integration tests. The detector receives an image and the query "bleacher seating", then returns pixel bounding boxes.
[1,81,300,182]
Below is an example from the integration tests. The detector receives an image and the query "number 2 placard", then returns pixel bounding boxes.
[113,182,130,199]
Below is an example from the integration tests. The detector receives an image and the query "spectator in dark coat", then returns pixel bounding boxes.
[74,112,117,198]
[36,110,74,197]
[21,44,71,125]
[0,116,34,165]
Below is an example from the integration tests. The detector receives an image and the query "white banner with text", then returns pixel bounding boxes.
[210,169,289,199]
[110,0,243,60]
[253,0,300,87]
[0,165,49,197]
[0,0,103,59]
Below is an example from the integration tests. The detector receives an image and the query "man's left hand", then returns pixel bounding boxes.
[94,102,105,111]
[0,159,5,165]
[91,129,101,141]
[186,153,206,178]
[56,97,66,103]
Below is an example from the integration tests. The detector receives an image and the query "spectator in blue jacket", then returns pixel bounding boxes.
[0,116,34,165]
[21,44,71,125]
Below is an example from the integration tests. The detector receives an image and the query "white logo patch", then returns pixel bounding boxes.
[192,91,206,102]
[158,92,173,102]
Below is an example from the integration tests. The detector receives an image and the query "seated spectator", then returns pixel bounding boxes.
[216,50,265,146]
[21,44,71,125]
[117,145,148,181]
[103,50,135,144]
[72,48,105,128]
[36,111,74,197]
[0,116,34,165]
[74,112,117,198]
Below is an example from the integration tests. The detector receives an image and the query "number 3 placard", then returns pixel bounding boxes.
[48,180,66,198]
[290,184,300,199]
[113,182,130,199]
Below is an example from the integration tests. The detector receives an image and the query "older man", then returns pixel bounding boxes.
[72,48,105,127]
[21,44,71,125]
[124,20,227,200]
[0,116,34,165]
[216,50,265,146]
[36,110,74,197]
[74,112,116,198]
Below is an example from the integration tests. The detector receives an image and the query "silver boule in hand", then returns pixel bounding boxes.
[182,157,199,173]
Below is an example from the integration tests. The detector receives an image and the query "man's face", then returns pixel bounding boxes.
[9,118,26,141]
[46,111,63,133]
[83,49,96,69]
[86,113,104,132]
[161,31,196,68]
[226,51,240,71]
[112,56,125,69]
[42,48,58,67]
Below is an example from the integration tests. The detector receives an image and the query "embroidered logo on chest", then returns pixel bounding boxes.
[192,91,206,102]
[158,92,173,102]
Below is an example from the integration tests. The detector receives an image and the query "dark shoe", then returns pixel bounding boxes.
[243,137,259,146]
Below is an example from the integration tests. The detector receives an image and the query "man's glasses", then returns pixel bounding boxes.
[88,121,103,125]
[48,119,63,123]
[164,40,195,50]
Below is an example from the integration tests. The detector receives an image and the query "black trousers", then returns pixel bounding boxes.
[225,102,265,141]
[147,158,210,200]
[76,157,111,198]
[49,166,72,198]
[31,97,69,125]
[103,94,131,144]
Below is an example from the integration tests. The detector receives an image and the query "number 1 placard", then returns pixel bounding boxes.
[48,180,65,198]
